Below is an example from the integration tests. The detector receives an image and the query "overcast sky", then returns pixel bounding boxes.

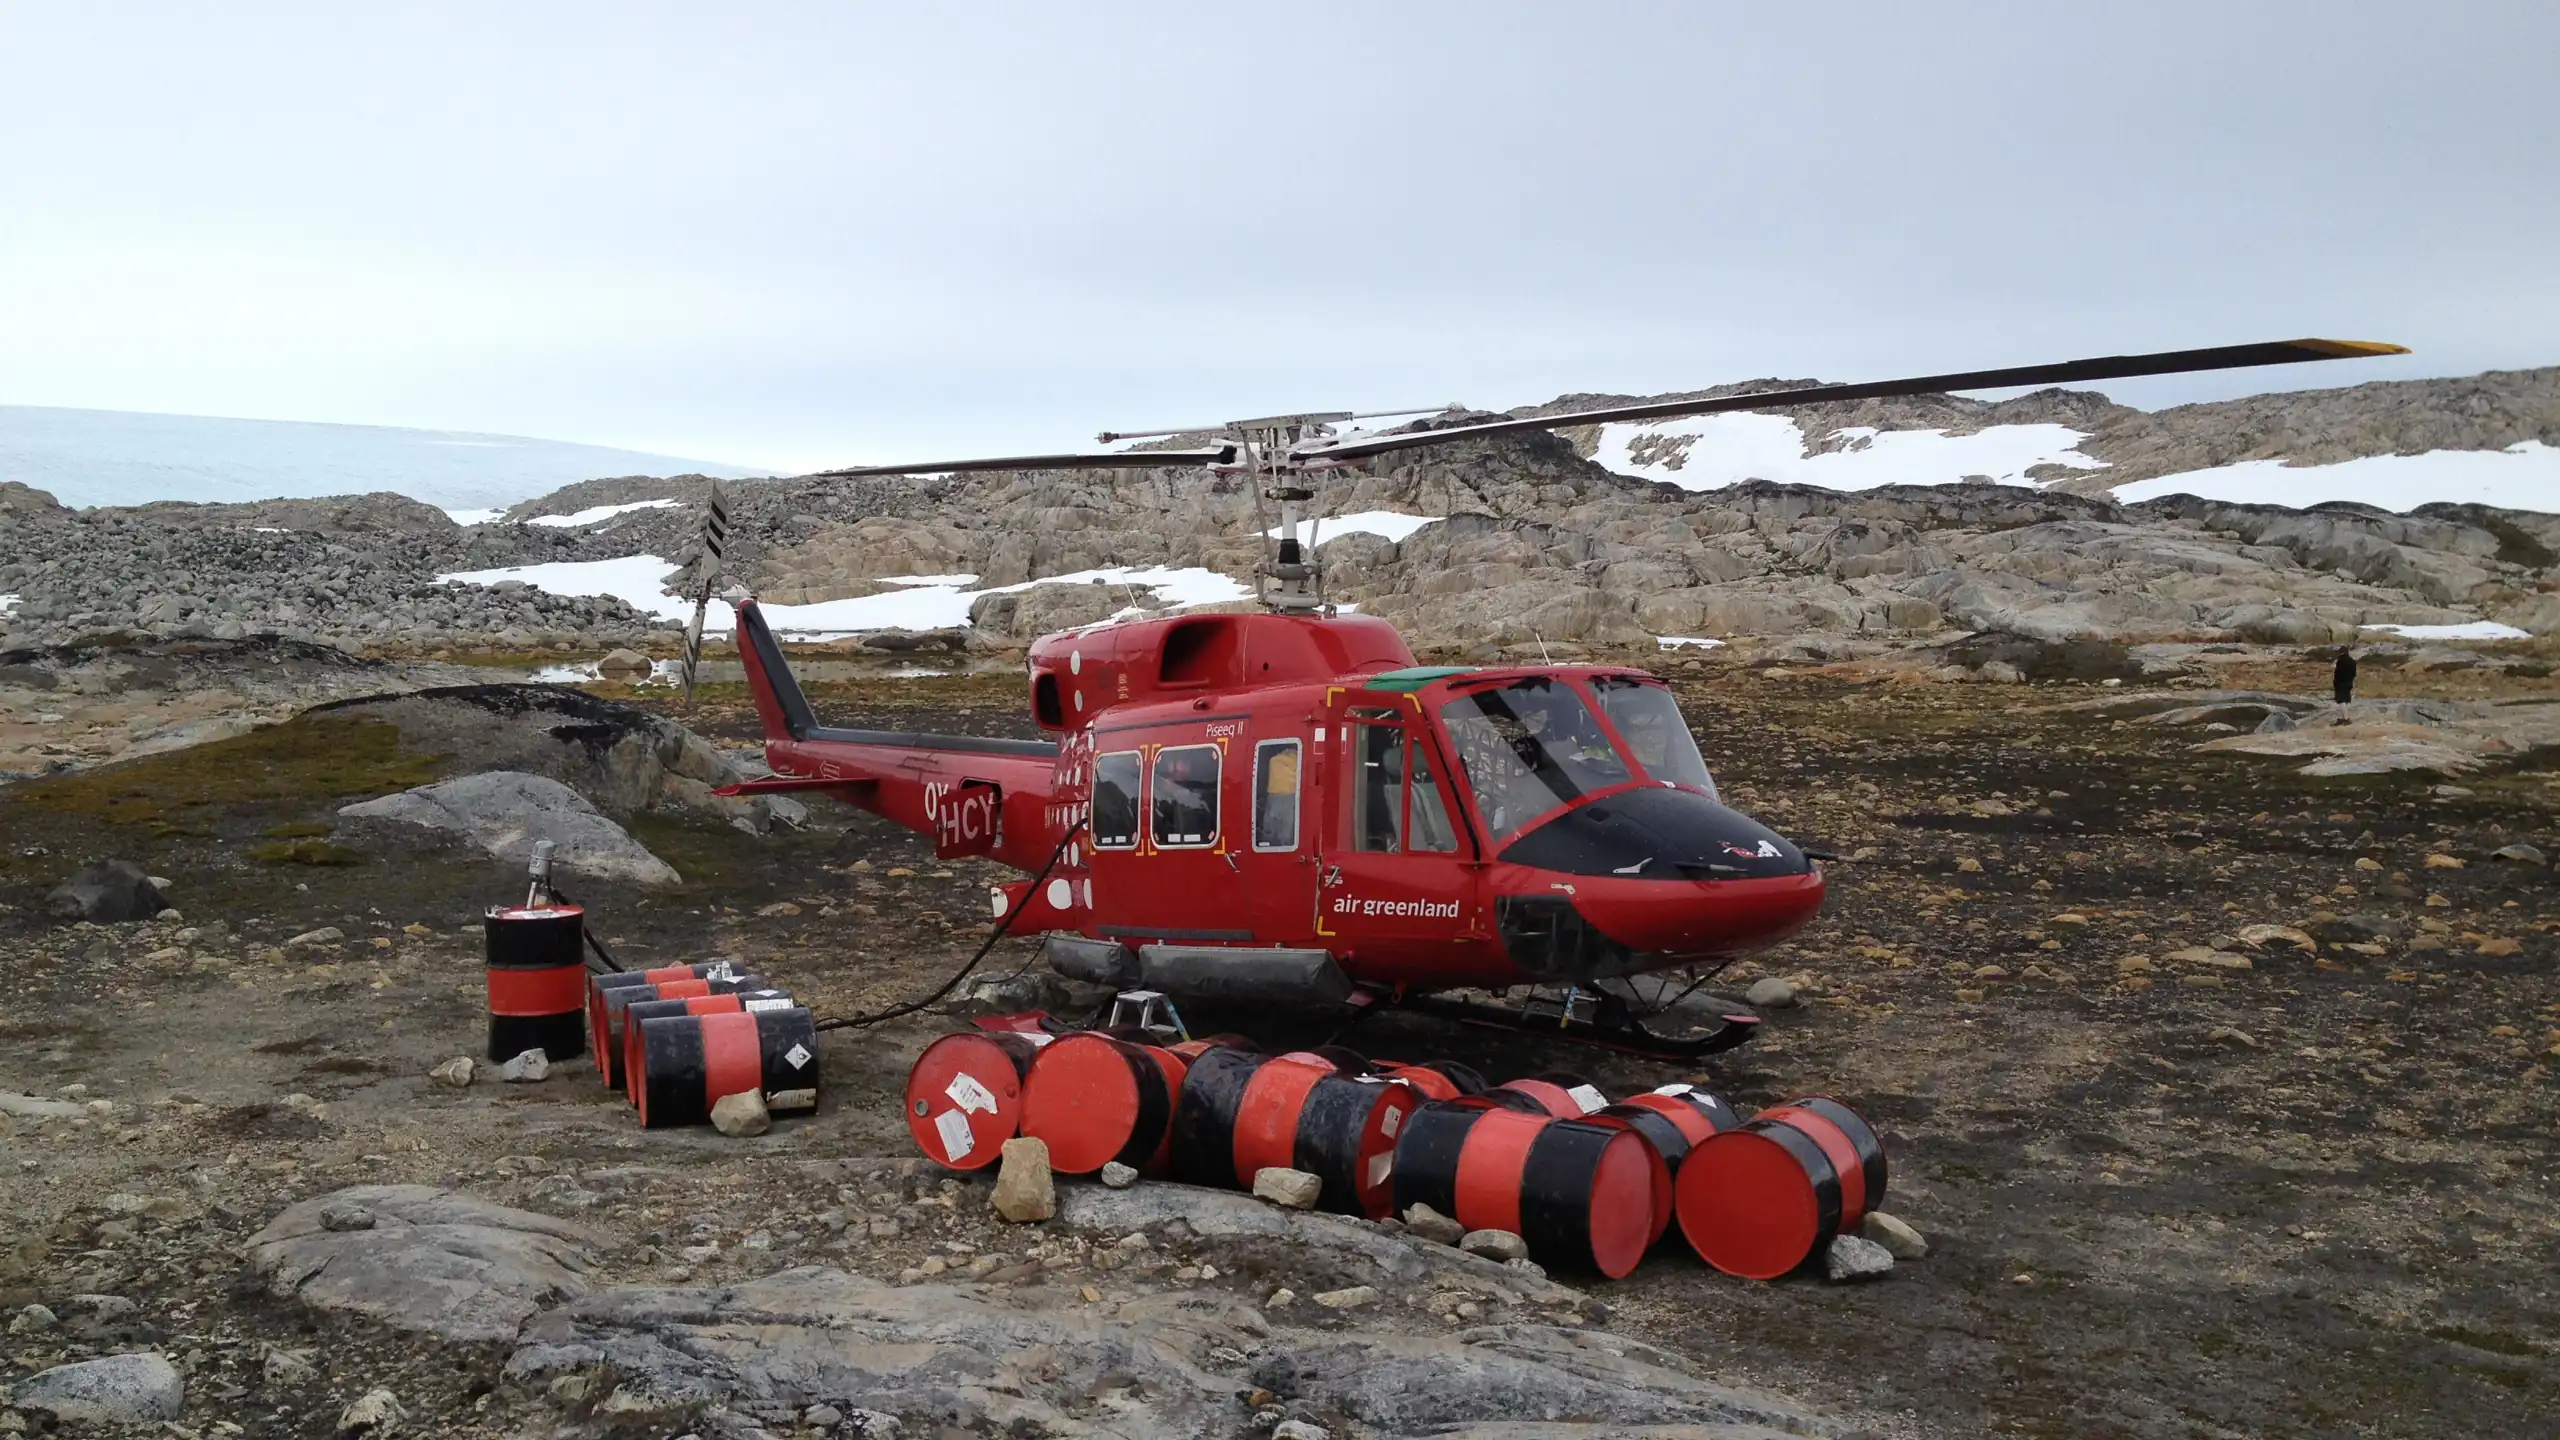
[3,2,2553,472]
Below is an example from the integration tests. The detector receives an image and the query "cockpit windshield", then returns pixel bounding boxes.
[1438,677,1634,841]
[1590,676,1719,799]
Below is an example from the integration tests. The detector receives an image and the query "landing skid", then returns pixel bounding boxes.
[1389,988,1761,1063]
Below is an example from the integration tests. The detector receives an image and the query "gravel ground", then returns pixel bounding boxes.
[1,652,2553,1438]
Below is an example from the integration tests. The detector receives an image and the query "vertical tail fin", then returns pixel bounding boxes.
[734,598,817,743]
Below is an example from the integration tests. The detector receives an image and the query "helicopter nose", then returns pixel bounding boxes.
[1565,869,1826,958]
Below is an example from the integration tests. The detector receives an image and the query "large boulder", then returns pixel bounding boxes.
[9,1352,183,1424]
[339,772,681,885]
[45,860,166,923]
[247,1185,617,1344]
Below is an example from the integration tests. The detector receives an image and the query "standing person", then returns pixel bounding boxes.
[2332,646,2358,705]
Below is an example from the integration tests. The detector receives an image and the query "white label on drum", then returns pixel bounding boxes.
[946,1071,998,1113]
[1380,1107,1402,1139]
[784,1042,812,1070]
[1367,1153,1393,1190]
[769,1088,817,1111]
[1568,1084,1607,1114]
[745,997,793,1013]
[705,961,738,982]
[934,1108,974,1162]
[1651,1083,1695,1097]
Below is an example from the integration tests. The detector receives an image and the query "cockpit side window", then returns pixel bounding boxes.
[1590,677,1719,798]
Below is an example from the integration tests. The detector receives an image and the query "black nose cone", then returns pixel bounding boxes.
[1497,786,1806,879]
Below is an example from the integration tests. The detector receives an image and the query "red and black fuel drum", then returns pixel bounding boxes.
[1375,1060,1489,1102]
[1018,1032,1189,1175]
[1389,1099,1658,1278]
[1170,1048,1419,1218]
[619,990,794,1103]
[484,905,587,1062]
[1493,1074,1609,1118]
[633,1003,822,1129]
[1619,1083,1742,1146]
[906,1030,1050,1170]
[1675,1096,1888,1280]
[587,963,739,1075]
[590,970,766,1090]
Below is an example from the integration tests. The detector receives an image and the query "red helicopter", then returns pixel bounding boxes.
[719,338,2404,1056]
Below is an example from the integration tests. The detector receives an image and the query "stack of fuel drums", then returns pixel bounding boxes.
[582,960,822,1129]
[900,1028,1884,1282]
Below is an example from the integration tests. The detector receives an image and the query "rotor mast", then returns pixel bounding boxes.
[1226,412,1352,612]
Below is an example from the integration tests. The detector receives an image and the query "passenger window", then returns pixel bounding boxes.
[1092,751,1141,849]
[1151,744,1219,847]
[1354,723,1403,852]
[1253,740,1300,851]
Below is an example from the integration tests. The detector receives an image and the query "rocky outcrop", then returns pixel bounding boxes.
[503,1265,1823,1438]
[339,772,684,885]
[6,367,2553,655]
[312,685,780,831]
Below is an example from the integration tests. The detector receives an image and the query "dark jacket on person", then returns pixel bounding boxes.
[2332,649,2357,704]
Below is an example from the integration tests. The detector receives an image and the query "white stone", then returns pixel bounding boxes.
[1313,1285,1378,1309]
[710,1090,771,1137]
[1459,1229,1528,1262]
[992,1137,1056,1222]
[1825,1233,1896,1282]
[428,1056,474,1088]
[499,1049,550,1083]
[1099,1161,1140,1189]
[1745,976,1797,1009]
[1251,1167,1322,1209]
[1860,1211,1928,1260]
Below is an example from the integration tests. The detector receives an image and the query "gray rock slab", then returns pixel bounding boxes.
[10,1352,183,1423]
[504,1265,1822,1439]
[247,1184,618,1344]
[1056,1183,1584,1308]
[340,770,680,885]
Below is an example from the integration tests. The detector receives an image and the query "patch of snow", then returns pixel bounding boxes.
[2109,441,2560,513]
[443,508,506,526]
[0,594,18,616]
[877,573,981,586]
[526,498,683,528]
[2360,620,2532,640]
[1589,413,2104,493]
[1657,636,1727,650]
[1269,511,1445,545]
[252,526,290,533]
[436,556,1252,640]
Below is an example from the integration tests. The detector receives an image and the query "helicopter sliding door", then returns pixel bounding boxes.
[1315,695,1484,980]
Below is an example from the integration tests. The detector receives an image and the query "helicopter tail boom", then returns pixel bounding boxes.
[729,598,1070,873]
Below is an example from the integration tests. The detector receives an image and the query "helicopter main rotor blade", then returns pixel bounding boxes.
[1295,338,2409,463]
[808,445,1239,479]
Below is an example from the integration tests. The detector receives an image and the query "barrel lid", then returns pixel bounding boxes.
[1020,1034,1147,1175]
[1583,1128,1658,1279]
[488,904,583,920]
[1676,1124,1840,1280]
[906,1032,1029,1172]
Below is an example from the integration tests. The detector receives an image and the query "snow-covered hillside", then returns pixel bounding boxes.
[1585,413,2559,513]
[0,405,770,512]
